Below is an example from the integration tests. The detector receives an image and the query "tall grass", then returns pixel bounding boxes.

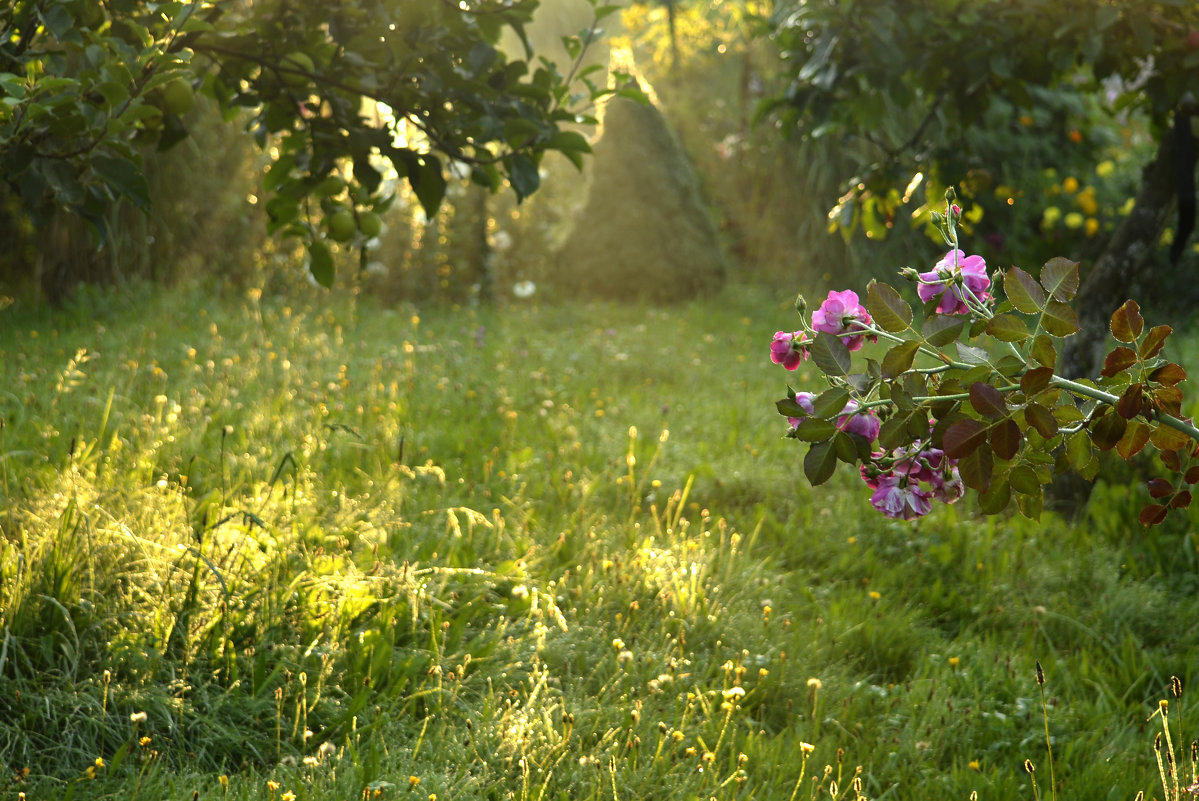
[1,281,1198,800]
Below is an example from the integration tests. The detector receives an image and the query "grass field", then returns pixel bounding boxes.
[2,281,1199,801]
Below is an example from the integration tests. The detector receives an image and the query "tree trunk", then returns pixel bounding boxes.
[1049,115,1195,514]
[1057,122,1183,380]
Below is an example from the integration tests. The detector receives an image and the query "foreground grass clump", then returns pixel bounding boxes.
[1,282,1198,800]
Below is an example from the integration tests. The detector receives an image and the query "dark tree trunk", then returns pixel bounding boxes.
[665,0,679,71]
[1057,122,1183,380]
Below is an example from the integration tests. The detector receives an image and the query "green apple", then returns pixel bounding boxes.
[315,175,346,197]
[161,79,196,115]
[358,211,382,238]
[327,209,356,242]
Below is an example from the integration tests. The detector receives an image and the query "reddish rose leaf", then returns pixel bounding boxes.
[1147,477,1174,499]
[1139,504,1169,526]
[989,418,1023,461]
[1090,409,1127,451]
[1161,449,1183,472]
[969,382,1008,419]
[1138,325,1172,360]
[1040,257,1080,301]
[958,443,994,492]
[1024,402,1059,438]
[1116,420,1151,460]
[1151,423,1192,452]
[1020,366,1055,396]
[1101,346,1138,378]
[1110,300,1143,343]
[1171,491,1192,509]
[1005,266,1046,314]
[1152,385,1184,416]
[1116,383,1144,419]
[944,418,989,460]
[1185,465,1199,484]
[1149,362,1187,387]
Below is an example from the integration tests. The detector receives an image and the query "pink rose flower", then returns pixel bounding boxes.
[770,330,809,371]
[787,393,878,443]
[785,392,817,428]
[811,290,874,351]
[837,399,880,441]
[917,250,990,315]
[869,475,933,520]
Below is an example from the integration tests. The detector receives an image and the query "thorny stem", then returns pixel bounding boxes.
[1049,374,1199,442]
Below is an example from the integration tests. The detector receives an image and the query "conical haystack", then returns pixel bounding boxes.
[554,88,727,302]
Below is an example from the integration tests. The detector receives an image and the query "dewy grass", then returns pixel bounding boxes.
[2,282,1199,799]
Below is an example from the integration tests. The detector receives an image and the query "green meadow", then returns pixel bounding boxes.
[3,282,1198,800]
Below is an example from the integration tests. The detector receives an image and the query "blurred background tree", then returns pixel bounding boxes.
[5,0,1197,341]
[755,0,1199,377]
[0,0,615,300]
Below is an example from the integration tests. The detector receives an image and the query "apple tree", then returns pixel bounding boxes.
[0,0,620,287]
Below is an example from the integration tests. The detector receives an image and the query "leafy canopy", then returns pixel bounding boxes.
[0,0,624,284]
[757,0,1199,235]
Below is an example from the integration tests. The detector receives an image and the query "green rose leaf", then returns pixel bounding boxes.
[793,418,838,442]
[922,314,966,347]
[978,477,1011,515]
[1015,487,1043,520]
[1041,300,1080,337]
[866,280,913,333]
[811,387,851,419]
[810,332,852,377]
[881,340,921,380]
[804,440,838,486]
[1008,464,1041,495]
[1040,257,1080,302]
[1004,266,1046,313]
[1030,334,1057,369]
[985,313,1029,343]
[776,397,808,417]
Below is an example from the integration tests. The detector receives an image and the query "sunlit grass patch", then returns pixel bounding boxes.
[2,282,1199,799]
